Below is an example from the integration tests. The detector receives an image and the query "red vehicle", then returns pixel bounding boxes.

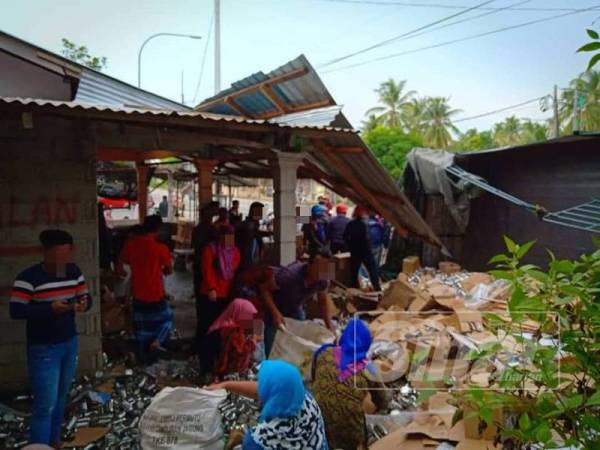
[98,196,130,209]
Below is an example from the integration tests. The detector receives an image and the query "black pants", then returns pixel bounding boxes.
[350,252,381,291]
[330,242,348,254]
[195,295,229,347]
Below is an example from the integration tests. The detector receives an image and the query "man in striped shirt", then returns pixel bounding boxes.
[10,229,91,447]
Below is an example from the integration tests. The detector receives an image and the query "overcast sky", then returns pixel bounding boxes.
[2,0,598,131]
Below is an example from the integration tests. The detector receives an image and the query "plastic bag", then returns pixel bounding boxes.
[269,318,335,379]
[140,387,227,450]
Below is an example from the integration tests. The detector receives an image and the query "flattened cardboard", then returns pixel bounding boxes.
[64,427,110,447]
[369,415,465,450]
[461,273,494,293]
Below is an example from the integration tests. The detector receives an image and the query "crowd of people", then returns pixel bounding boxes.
[10,196,393,449]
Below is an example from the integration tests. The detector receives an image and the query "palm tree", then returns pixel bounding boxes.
[559,71,600,133]
[520,120,548,144]
[366,79,416,129]
[402,98,428,135]
[421,97,461,149]
[493,116,522,147]
[361,114,380,133]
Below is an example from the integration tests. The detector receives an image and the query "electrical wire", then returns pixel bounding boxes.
[314,0,582,12]
[322,4,600,74]
[453,96,546,123]
[318,0,498,68]
[386,0,532,44]
[191,14,214,106]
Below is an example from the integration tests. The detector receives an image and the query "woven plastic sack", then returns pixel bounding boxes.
[140,387,227,450]
[269,318,335,379]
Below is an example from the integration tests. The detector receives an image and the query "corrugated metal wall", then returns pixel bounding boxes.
[455,138,600,270]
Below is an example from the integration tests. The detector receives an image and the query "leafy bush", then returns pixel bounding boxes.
[455,237,600,449]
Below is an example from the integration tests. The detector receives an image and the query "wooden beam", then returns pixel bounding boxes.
[225,96,253,117]
[94,128,273,152]
[259,85,287,115]
[197,67,309,110]
[97,148,185,161]
[254,99,333,120]
[302,159,362,203]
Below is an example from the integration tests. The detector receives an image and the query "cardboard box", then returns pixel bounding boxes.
[402,256,421,275]
[380,274,429,310]
[439,261,462,274]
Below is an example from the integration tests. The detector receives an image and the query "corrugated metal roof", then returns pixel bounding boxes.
[270,105,342,128]
[197,55,336,119]
[0,96,356,133]
[0,30,192,112]
[0,96,440,247]
[76,69,189,111]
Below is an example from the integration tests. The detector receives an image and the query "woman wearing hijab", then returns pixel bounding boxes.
[208,360,328,450]
[200,298,258,379]
[312,319,389,450]
[196,224,241,340]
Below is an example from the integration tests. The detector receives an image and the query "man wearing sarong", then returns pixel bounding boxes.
[118,215,173,362]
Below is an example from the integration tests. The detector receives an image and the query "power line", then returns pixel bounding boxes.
[191,14,214,106]
[322,4,600,74]
[453,96,545,123]
[390,0,532,44]
[315,0,581,12]
[318,0,498,68]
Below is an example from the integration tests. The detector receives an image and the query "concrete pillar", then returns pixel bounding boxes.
[136,163,149,222]
[194,160,216,218]
[272,152,304,265]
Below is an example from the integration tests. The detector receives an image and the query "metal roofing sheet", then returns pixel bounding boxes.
[76,70,189,111]
[198,55,335,118]
[270,105,343,128]
[0,96,355,133]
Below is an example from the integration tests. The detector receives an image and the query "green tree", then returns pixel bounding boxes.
[61,38,107,71]
[493,116,522,147]
[520,119,548,144]
[363,126,423,179]
[421,97,461,149]
[558,71,600,133]
[366,79,416,129]
[453,128,495,151]
[361,114,379,133]
[402,98,428,135]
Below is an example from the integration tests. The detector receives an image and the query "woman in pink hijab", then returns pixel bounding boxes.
[200,298,259,380]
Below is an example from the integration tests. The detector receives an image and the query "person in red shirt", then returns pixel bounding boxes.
[197,224,240,347]
[117,215,173,362]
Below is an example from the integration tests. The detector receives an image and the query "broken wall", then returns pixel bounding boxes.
[0,112,102,391]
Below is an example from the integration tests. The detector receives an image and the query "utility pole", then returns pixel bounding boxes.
[573,88,579,132]
[214,0,221,94]
[181,71,185,104]
[553,85,560,138]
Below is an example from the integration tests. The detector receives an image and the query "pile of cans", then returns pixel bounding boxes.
[0,354,161,450]
[408,269,471,297]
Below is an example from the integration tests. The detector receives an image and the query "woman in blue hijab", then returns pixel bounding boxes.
[312,319,389,450]
[208,360,328,450]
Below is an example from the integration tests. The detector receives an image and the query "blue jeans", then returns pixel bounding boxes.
[264,308,306,358]
[28,336,78,445]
